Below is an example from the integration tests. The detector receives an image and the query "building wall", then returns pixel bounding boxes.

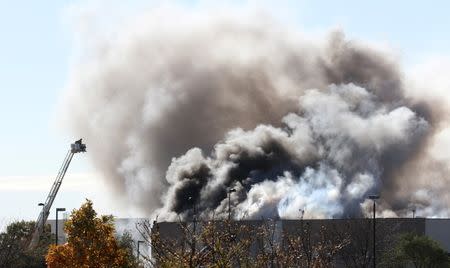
[151,218,435,267]
[46,219,67,244]
[425,219,450,251]
[46,217,450,264]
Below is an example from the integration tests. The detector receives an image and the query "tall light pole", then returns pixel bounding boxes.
[55,208,66,245]
[368,194,379,268]
[188,196,196,221]
[187,196,198,267]
[228,188,236,221]
[137,240,145,261]
[412,208,416,218]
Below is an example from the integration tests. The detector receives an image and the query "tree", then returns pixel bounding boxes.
[141,218,348,268]
[382,233,450,268]
[46,199,133,268]
[0,220,52,268]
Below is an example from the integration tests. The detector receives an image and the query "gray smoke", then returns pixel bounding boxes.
[63,7,448,220]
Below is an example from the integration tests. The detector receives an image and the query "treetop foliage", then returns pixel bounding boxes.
[0,220,52,268]
[382,233,450,268]
[45,199,136,268]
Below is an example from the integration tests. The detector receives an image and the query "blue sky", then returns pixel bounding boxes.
[0,1,71,176]
[1,0,449,224]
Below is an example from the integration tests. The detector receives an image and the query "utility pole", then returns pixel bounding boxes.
[228,188,236,221]
[368,194,379,268]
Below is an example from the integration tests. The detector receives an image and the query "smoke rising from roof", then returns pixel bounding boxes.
[63,6,449,220]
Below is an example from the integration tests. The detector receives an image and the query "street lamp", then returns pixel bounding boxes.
[228,188,236,221]
[137,240,145,261]
[55,208,66,245]
[412,208,416,218]
[368,194,379,268]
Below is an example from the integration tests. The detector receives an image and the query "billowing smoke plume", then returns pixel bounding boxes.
[158,83,428,219]
[63,6,450,220]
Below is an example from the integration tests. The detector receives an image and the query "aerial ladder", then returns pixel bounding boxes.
[28,139,86,249]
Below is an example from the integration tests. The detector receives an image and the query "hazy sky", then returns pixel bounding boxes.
[1,0,449,224]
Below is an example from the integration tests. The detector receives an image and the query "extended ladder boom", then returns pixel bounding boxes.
[29,139,86,249]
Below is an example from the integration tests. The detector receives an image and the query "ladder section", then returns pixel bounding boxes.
[29,139,86,249]
[44,150,74,216]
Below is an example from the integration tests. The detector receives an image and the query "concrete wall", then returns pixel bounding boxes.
[46,219,67,244]
[151,218,433,267]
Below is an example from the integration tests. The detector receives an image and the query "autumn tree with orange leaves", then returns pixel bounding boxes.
[46,199,135,268]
